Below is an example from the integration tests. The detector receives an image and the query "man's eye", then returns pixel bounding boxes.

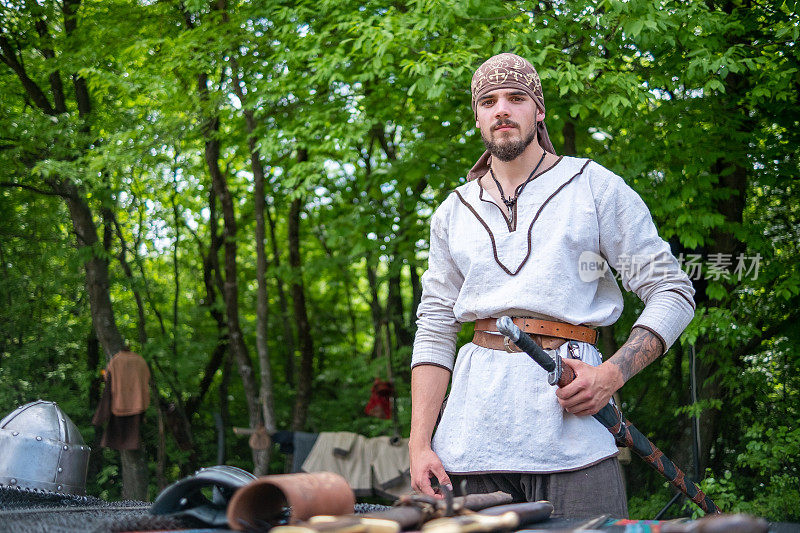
[481,100,494,106]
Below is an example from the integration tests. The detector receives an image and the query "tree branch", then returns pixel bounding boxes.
[61,0,91,118]
[0,181,63,197]
[31,12,67,114]
[0,34,56,115]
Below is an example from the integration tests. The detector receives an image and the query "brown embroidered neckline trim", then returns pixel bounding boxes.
[477,155,565,233]
[454,160,592,276]
[478,188,517,232]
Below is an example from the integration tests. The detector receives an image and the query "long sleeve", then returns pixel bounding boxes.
[593,163,695,350]
[411,196,464,370]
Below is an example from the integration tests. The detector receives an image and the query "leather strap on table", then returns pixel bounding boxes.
[474,317,598,345]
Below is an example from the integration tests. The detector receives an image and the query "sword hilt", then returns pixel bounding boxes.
[496,316,575,387]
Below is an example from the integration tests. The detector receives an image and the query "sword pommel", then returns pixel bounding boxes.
[496,316,519,342]
[496,316,556,374]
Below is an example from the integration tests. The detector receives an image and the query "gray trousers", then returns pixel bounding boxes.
[448,456,628,519]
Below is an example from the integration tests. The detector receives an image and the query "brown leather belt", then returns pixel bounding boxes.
[472,317,598,352]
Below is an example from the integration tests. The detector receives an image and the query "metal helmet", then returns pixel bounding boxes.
[0,400,91,495]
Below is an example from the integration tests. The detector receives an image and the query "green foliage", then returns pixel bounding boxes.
[0,0,798,521]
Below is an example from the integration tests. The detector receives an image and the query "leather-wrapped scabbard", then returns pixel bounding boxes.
[496,317,720,515]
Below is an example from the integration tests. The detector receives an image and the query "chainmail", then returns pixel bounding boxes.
[0,487,390,533]
[0,486,196,533]
[354,502,391,513]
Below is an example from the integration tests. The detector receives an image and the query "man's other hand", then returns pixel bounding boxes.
[410,445,452,498]
[555,358,623,416]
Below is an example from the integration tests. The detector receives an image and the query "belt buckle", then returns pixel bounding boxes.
[503,336,514,352]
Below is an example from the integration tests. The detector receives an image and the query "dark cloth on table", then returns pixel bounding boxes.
[272,430,295,454]
[291,431,319,473]
[449,456,628,519]
[270,430,319,472]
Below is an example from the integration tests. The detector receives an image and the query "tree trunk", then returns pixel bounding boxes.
[112,212,174,491]
[253,139,277,441]
[156,398,167,490]
[288,150,314,430]
[1,0,150,497]
[62,188,124,358]
[598,326,617,361]
[561,120,577,156]
[199,71,266,472]
[186,188,228,414]
[219,349,233,461]
[409,263,421,330]
[170,176,180,361]
[289,194,314,430]
[230,57,276,472]
[121,449,149,501]
[65,189,150,500]
[86,328,104,490]
[676,126,749,475]
[366,263,384,360]
[266,204,298,386]
[387,268,412,348]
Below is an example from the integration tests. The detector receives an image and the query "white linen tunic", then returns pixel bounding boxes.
[411,156,695,474]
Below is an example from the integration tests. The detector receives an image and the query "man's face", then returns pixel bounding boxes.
[475,89,544,162]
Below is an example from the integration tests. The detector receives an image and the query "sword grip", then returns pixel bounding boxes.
[511,331,555,372]
[555,364,575,387]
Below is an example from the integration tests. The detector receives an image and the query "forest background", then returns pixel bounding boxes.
[1,0,798,521]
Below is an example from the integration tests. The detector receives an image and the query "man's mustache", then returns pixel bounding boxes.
[492,120,520,131]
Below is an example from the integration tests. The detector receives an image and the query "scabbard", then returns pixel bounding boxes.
[594,403,720,515]
[496,317,721,515]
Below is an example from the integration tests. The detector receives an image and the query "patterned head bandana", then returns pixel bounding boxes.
[467,53,556,180]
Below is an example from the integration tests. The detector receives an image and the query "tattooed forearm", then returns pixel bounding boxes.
[608,327,666,383]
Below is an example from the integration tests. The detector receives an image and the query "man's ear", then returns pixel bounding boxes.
[475,119,480,128]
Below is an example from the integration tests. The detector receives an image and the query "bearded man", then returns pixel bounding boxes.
[408,53,695,518]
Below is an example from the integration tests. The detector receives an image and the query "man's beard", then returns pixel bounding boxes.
[482,121,538,162]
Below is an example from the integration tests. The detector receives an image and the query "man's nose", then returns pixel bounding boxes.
[494,98,511,117]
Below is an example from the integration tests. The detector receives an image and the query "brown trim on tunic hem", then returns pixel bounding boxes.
[443,451,620,476]
[632,324,667,355]
[411,361,453,372]
[453,159,590,276]
[665,288,696,311]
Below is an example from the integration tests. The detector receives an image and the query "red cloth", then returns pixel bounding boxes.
[364,379,394,419]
